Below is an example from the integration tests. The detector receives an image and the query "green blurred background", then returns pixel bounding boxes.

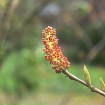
[0,0,105,105]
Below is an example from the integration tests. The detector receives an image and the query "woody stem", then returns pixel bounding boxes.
[62,69,105,97]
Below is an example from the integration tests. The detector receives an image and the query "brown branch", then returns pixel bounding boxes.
[22,0,61,27]
[0,0,20,33]
[22,0,50,27]
[62,11,93,50]
[86,35,105,62]
[0,0,21,63]
[62,69,105,97]
[0,0,20,47]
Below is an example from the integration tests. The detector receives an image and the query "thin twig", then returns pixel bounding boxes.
[62,12,93,50]
[86,35,105,63]
[0,0,20,47]
[62,70,105,97]
[0,0,20,33]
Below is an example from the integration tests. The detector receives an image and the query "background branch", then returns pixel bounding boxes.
[86,35,105,63]
[0,0,20,47]
[0,0,20,34]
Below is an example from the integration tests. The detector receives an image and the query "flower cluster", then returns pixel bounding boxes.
[42,26,70,73]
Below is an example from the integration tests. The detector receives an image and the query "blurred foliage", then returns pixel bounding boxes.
[0,0,7,9]
[0,49,38,95]
[0,0,105,104]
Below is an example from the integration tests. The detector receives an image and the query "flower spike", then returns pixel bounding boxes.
[42,26,70,73]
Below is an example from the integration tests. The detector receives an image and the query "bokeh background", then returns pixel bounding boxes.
[0,0,105,105]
